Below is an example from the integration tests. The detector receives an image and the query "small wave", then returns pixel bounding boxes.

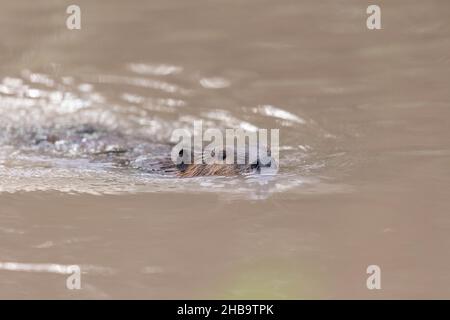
[127,63,183,76]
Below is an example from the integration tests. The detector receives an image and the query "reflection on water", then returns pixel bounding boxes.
[1,0,450,299]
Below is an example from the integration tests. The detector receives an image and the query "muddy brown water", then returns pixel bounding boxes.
[0,0,449,299]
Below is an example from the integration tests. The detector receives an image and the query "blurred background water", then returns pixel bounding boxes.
[0,0,449,298]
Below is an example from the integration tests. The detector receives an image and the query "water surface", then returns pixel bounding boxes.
[0,0,449,298]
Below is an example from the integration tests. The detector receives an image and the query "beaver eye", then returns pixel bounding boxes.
[179,149,184,157]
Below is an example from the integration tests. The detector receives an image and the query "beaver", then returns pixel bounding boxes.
[5,124,277,178]
[175,145,277,177]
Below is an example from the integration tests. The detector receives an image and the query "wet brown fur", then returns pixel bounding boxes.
[177,163,245,177]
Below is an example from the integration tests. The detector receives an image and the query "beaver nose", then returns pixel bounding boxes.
[251,157,274,170]
[252,156,278,175]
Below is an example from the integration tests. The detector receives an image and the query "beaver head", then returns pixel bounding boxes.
[174,146,278,177]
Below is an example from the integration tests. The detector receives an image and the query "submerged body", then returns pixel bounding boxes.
[1,125,277,177]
